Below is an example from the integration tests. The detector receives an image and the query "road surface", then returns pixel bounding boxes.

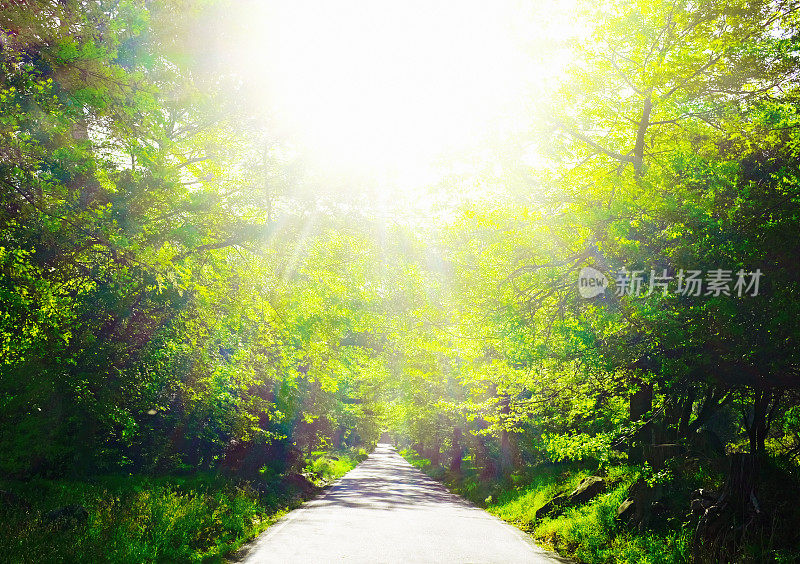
[236,443,569,563]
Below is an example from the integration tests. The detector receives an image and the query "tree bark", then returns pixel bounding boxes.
[450,427,463,474]
[629,380,653,463]
[632,91,653,176]
[678,386,696,441]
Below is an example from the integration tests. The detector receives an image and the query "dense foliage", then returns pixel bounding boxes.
[0,1,384,479]
[2,0,800,562]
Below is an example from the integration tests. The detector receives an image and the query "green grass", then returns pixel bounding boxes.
[525,476,691,564]
[400,450,692,564]
[305,449,365,485]
[488,466,692,563]
[399,448,431,470]
[0,474,285,563]
[0,450,365,563]
[487,465,598,527]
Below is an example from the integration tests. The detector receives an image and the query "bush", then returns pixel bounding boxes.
[400,445,694,564]
[0,474,294,563]
[488,465,692,564]
[305,449,367,485]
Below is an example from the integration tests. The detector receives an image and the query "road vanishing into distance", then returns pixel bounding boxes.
[236,443,569,564]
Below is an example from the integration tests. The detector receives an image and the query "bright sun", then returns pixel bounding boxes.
[227,0,576,190]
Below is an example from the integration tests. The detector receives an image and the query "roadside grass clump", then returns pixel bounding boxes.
[0,474,290,563]
[489,465,691,563]
[542,503,691,564]
[400,447,693,564]
[0,450,364,563]
[399,448,431,470]
[487,465,594,528]
[305,451,360,485]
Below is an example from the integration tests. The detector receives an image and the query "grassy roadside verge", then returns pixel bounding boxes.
[399,449,691,564]
[0,449,367,563]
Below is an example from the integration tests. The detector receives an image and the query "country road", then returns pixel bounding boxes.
[236,443,570,563]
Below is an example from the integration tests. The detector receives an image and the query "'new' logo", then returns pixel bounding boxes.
[578,267,608,298]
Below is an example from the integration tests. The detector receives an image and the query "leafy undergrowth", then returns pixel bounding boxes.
[517,473,691,564]
[0,450,363,563]
[400,449,691,564]
[305,448,367,486]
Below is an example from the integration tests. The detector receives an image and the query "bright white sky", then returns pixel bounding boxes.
[223,0,582,208]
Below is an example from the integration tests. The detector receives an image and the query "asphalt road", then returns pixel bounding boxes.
[236,443,569,563]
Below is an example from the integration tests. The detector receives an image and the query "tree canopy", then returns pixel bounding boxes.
[2,0,800,561]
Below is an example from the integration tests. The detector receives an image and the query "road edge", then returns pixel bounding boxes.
[226,450,374,563]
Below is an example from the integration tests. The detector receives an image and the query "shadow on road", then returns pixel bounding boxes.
[233,443,572,563]
[315,445,472,510]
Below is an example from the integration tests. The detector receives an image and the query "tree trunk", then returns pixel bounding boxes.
[747,391,769,457]
[430,428,441,466]
[633,91,653,176]
[629,380,653,463]
[677,386,696,441]
[450,427,463,474]
[746,389,782,457]
[498,396,513,479]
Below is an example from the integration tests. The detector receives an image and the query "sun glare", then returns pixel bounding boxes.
[227,0,578,193]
